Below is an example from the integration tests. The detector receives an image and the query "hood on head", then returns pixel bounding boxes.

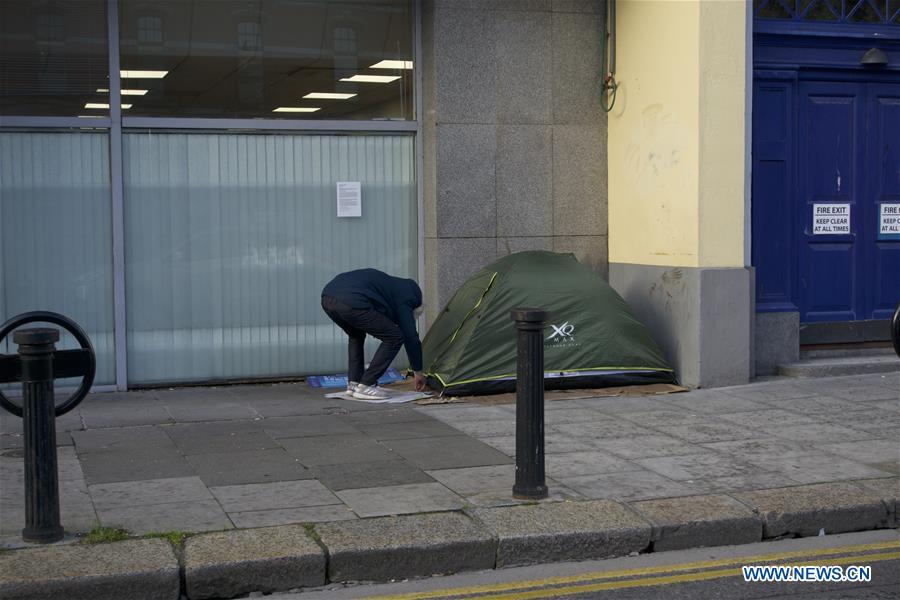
[407,278,422,308]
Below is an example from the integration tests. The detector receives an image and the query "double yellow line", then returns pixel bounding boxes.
[368,539,900,600]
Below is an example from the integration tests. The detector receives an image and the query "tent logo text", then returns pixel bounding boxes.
[548,322,575,340]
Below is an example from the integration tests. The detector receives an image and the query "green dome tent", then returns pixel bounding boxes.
[422,251,676,395]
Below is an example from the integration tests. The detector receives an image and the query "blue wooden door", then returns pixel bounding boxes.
[866,83,900,321]
[796,80,900,323]
[798,81,865,322]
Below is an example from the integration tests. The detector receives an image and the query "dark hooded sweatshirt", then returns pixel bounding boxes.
[321,269,423,371]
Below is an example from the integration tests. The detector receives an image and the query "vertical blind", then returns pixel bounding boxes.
[122,132,416,384]
[0,132,116,385]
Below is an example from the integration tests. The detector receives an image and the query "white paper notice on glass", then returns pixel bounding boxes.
[336,181,362,217]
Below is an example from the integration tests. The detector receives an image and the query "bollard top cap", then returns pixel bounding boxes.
[12,328,60,345]
[510,307,548,322]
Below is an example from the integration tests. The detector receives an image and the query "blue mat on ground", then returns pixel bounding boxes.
[307,367,405,388]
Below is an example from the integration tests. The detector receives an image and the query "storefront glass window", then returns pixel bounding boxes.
[0,1,109,117]
[0,132,116,386]
[122,132,417,384]
[118,0,415,120]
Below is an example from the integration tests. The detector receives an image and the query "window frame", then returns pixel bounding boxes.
[0,0,424,392]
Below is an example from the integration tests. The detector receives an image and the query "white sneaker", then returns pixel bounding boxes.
[352,384,390,400]
[346,381,359,395]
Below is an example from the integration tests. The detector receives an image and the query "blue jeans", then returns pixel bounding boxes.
[321,295,404,386]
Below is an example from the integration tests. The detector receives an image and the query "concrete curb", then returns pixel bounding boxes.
[849,477,899,527]
[314,511,495,583]
[467,499,652,568]
[183,525,325,600]
[0,538,179,600]
[733,481,893,538]
[630,494,762,552]
[1,479,897,599]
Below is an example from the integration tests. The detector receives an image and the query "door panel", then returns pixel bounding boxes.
[867,85,900,320]
[806,244,855,319]
[752,80,796,311]
[798,82,864,322]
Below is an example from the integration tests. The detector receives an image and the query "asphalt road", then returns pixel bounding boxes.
[262,529,900,600]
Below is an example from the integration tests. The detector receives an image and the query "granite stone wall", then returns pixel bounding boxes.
[422,0,608,319]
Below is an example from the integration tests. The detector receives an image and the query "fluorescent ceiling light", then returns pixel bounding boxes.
[120,70,168,78]
[339,74,400,83]
[370,60,413,70]
[96,88,148,95]
[77,115,105,118]
[302,92,357,100]
[273,107,321,113]
[84,103,132,109]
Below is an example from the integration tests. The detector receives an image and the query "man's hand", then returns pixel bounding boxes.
[413,371,427,391]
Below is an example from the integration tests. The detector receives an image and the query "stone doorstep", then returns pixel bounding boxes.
[777,355,900,379]
[2,478,898,599]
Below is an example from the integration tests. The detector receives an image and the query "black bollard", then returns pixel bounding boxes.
[510,308,548,500]
[14,328,64,543]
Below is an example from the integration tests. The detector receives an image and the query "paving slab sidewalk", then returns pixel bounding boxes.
[0,372,898,598]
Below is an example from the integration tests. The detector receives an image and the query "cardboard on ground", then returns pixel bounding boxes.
[324,389,432,403]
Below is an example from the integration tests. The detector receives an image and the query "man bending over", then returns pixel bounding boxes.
[321,269,426,400]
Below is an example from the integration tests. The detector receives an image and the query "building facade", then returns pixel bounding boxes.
[750,0,900,373]
[1,1,897,391]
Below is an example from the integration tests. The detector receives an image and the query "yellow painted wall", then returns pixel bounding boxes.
[608,0,747,268]
[698,0,748,267]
